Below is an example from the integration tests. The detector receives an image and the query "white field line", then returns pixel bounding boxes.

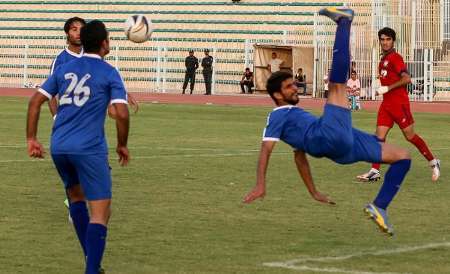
[0,144,261,152]
[264,241,450,274]
[0,144,449,151]
[0,151,290,163]
[264,263,407,274]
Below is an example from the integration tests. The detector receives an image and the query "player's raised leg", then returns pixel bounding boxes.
[319,7,355,109]
[313,7,355,157]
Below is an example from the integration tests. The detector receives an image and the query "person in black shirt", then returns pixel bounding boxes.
[201,49,214,95]
[182,50,199,94]
[295,68,307,95]
[240,67,254,94]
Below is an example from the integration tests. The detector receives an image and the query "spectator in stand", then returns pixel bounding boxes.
[347,70,361,110]
[294,68,307,95]
[267,52,284,74]
[240,67,254,94]
[323,69,331,98]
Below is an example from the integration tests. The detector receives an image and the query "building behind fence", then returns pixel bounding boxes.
[0,0,449,101]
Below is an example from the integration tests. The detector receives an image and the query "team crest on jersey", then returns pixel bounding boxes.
[380,69,388,77]
[383,60,389,67]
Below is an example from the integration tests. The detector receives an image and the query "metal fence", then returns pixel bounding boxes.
[443,0,450,41]
[0,0,449,101]
[313,0,450,101]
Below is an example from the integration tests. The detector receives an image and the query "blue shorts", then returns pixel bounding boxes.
[305,104,382,164]
[52,154,112,200]
[331,128,382,164]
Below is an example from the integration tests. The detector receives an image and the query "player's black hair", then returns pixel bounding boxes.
[80,20,108,53]
[378,27,396,41]
[266,71,293,103]
[64,17,86,34]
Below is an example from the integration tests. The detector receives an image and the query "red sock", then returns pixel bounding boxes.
[371,137,385,171]
[408,134,434,161]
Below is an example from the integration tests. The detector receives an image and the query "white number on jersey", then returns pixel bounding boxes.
[60,73,92,107]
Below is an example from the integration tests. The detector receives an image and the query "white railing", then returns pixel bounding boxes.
[443,0,450,41]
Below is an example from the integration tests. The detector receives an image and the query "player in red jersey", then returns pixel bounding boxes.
[357,27,440,182]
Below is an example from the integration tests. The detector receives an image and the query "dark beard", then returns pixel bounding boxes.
[285,96,299,105]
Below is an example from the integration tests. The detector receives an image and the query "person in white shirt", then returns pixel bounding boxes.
[267,52,284,74]
[346,70,361,110]
[323,69,330,98]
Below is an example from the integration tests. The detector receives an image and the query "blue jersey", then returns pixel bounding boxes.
[50,48,83,75]
[263,104,382,164]
[263,105,319,152]
[39,53,128,155]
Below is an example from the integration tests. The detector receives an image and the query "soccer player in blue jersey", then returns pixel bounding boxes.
[48,17,86,117]
[26,20,129,274]
[49,17,138,221]
[49,17,139,118]
[243,8,412,235]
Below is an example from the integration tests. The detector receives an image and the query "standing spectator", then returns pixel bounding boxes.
[294,68,307,95]
[240,67,254,94]
[323,69,330,98]
[182,50,199,94]
[201,49,214,95]
[267,52,283,74]
[346,70,361,110]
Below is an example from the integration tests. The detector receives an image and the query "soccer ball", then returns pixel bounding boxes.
[124,15,153,43]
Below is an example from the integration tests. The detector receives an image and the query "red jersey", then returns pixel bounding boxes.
[378,50,409,104]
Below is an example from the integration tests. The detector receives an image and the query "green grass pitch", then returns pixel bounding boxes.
[0,97,449,274]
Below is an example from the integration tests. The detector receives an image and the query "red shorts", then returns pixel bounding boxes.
[377,102,414,129]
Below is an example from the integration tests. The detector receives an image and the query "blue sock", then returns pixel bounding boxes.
[329,18,352,84]
[374,159,411,210]
[85,223,107,274]
[69,201,90,256]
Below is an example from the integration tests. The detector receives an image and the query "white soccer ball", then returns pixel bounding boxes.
[124,15,153,43]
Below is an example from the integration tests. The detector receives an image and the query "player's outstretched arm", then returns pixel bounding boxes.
[243,141,276,203]
[294,150,335,205]
[26,92,48,158]
[113,103,130,166]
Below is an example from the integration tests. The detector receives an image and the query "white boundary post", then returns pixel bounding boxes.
[23,43,29,87]
[162,46,167,93]
[244,39,250,70]
[440,0,444,45]
[312,13,318,98]
[371,47,378,100]
[156,46,161,92]
[429,49,434,102]
[423,48,434,102]
[114,45,119,70]
[411,0,416,62]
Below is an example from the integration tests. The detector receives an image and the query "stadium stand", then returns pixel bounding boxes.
[0,0,448,100]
